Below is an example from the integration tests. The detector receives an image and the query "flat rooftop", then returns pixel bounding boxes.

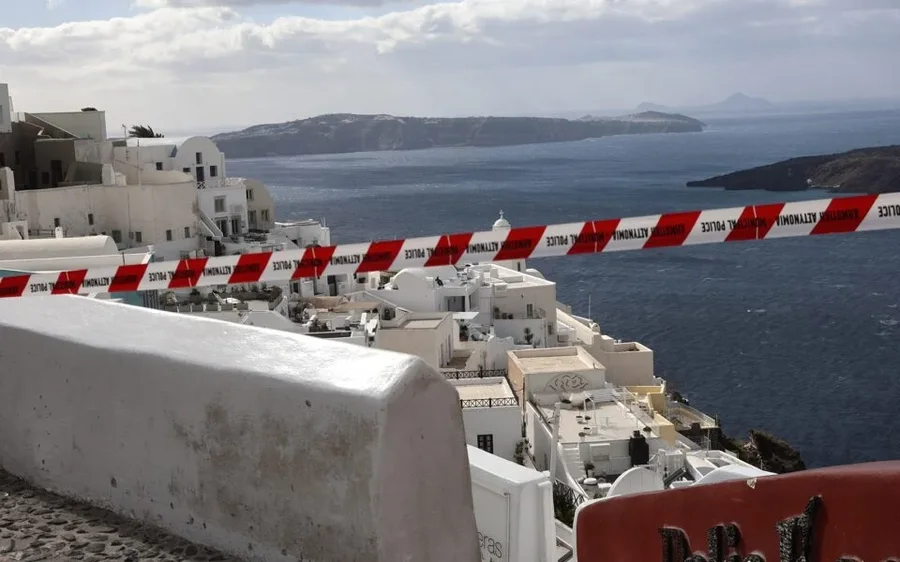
[452,378,515,401]
[511,346,602,375]
[401,317,444,330]
[539,400,654,443]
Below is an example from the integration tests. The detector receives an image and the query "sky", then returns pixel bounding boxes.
[0,0,898,134]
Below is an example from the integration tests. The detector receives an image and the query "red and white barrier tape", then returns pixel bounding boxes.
[1,193,899,299]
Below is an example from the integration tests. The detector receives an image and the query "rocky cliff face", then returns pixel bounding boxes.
[723,429,807,474]
[211,112,706,158]
[686,145,900,193]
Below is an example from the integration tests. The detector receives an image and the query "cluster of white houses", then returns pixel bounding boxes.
[0,82,331,269]
[1,83,770,559]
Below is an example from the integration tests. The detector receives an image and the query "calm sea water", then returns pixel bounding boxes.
[229,110,900,468]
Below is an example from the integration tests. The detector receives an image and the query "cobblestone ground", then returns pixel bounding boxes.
[0,469,242,562]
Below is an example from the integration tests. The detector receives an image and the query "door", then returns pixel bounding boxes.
[196,166,205,182]
[476,434,494,454]
[50,159,63,187]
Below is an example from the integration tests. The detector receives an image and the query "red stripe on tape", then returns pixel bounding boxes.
[752,202,785,239]
[725,206,761,242]
[568,219,621,255]
[108,264,148,293]
[168,257,209,289]
[229,252,271,285]
[357,240,404,274]
[810,194,877,236]
[0,274,30,298]
[51,269,88,295]
[495,226,547,261]
[425,233,474,267]
[293,246,337,279]
[644,211,700,249]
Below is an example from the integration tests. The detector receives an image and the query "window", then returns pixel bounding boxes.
[112,230,122,243]
[248,210,257,225]
[88,213,94,226]
[182,167,190,174]
[245,188,253,201]
[261,209,270,221]
[214,197,226,213]
[195,152,202,165]
[134,231,142,243]
[231,217,241,235]
[476,434,494,454]
[184,226,190,238]
[527,304,534,318]
[155,162,163,171]
[53,218,60,228]
[209,165,218,178]
[166,229,173,241]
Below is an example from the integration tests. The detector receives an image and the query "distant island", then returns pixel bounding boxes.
[632,93,777,117]
[686,145,900,194]
[211,111,706,158]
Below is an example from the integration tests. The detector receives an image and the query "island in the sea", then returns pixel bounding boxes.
[687,145,900,194]
[211,111,706,158]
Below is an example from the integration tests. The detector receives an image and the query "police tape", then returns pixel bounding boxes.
[1,193,899,299]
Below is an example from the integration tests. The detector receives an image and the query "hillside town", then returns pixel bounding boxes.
[0,80,789,562]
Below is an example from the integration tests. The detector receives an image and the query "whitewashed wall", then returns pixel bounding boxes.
[0,296,480,562]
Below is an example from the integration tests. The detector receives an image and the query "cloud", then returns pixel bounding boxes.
[1,0,898,130]
[134,0,400,7]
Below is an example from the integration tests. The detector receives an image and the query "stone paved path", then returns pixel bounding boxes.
[0,469,242,562]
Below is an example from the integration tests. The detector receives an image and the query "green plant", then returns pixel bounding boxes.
[514,439,529,465]
[553,482,577,527]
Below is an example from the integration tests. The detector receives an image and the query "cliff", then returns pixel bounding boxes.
[722,429,807,474]
[211,111,706,158]
[686,145,900,193]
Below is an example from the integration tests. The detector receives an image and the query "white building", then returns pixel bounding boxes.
[507,346,669,494]
[0,82,332,272]
[365,262,557,343]
[556,304,656,387]
[0,235,156,307]
[0,83,11,135]
[450,375,522,463]
[0,167,27,240]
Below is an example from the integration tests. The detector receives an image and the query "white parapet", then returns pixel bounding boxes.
[0,296,480,562]
[467,446,556,562]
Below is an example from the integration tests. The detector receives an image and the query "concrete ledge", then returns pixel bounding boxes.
[0,296,480,562]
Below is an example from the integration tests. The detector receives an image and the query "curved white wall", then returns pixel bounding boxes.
[0,296,480,562]
[0,235,118,259]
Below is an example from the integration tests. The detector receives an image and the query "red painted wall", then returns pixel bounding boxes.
[575,461,900,562]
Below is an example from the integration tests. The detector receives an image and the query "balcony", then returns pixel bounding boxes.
[460,397,518,408]
[196,177,246,190]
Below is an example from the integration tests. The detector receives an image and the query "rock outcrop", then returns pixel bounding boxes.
[211,112,706,158]
[687,145,900,193]
[722,429,807,474]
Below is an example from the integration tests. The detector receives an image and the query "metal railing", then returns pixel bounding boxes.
[443,369,508,380]
[459,397,518,408]
[196,177,246,190]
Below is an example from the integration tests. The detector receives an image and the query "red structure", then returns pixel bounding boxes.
[574,461,900,562]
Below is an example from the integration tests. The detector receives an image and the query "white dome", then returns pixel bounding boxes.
[492,210,511,230]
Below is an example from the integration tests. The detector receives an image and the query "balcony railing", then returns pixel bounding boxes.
[459,397,518,409]
[196,177,246,190]
[444,369,508,380]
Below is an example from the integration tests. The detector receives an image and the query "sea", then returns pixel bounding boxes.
[228,109,900,469]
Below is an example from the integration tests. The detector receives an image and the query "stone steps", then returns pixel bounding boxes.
[0,470,240,562]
